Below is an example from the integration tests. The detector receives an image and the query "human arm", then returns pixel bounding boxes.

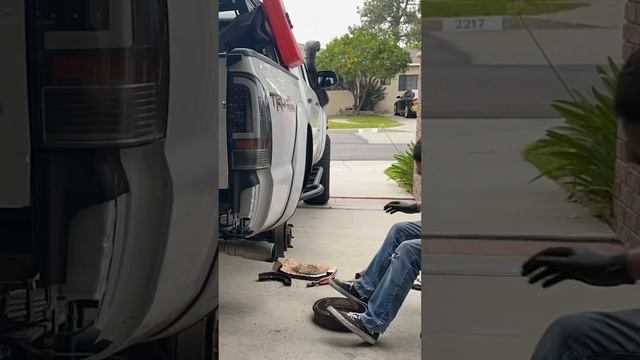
[383,200,420,214]
[522,247,637,288]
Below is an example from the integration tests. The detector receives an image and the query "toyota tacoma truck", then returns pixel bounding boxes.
[217,0,336,261]
[0,0,331,358]
[0,0,220,358]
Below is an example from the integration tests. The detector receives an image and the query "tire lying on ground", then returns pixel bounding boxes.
[304,135,331,205]
[312,297,366,332]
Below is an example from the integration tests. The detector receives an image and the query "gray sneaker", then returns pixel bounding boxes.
[327,306,380,345]
[328,279,368,307]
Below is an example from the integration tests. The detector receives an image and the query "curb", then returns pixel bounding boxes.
[423,16,602,32]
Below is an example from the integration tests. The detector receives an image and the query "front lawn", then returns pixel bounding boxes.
[421,0,588,18]
[328,115,401,130]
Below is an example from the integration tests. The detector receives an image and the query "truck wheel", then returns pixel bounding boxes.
[304,135,330,205]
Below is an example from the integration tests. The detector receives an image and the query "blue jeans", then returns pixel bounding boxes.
[353,221,421,334]
[532,310,640,360]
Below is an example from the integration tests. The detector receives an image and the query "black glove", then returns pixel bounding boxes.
[522,247,635,288]
[383,201,419,214]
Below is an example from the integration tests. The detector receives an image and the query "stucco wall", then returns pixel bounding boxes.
[326,64,421,116]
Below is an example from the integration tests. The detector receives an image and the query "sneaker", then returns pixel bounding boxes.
[327,306,380,345]
[328,279,368,307]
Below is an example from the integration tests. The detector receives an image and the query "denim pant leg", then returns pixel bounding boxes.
[359,239,421,334]
[532,310,640,360]
[354,221,421,299]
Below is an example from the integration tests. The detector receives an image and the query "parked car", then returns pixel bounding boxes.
[218,0,336,260]
[0,0,220,358]
[394,89,419,118]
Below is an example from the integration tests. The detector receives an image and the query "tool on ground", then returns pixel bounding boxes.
[258,271,292,286]
[306,270,338,287]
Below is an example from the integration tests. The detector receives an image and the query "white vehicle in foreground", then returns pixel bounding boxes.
[0,0,220,358]
[218,0,336,261]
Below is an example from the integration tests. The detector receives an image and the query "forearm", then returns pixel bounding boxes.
[627,248,640,280]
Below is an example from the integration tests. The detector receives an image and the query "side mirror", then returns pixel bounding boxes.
[396,96,401,99]
[317,71,338,89]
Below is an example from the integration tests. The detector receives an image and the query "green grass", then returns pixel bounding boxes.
[328,115,401,130]
[421,0,588,18]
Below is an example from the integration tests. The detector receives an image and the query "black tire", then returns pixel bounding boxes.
[393,104,398,116]
[304,135,331,205]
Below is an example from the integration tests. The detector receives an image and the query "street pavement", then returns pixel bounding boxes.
[422,0,623,118]
[330,117,414,161]
[422,64,601,118]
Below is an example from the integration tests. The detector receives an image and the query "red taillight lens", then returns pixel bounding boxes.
[29,0,169,148]
[234,139,271,150]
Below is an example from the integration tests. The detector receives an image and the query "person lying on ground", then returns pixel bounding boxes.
[522,49,640,360]
[326,140,422,345]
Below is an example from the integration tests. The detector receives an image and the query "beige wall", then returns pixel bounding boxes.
[325,64,421,116]
[325,90,353,116]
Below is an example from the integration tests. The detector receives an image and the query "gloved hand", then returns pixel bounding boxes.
[522,247,635,288]
[383,201,419,214]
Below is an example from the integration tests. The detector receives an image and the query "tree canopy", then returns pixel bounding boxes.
[356,0,420,48]
[317,30,411,113]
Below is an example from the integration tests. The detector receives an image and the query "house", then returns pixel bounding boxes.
[324,48,421,116]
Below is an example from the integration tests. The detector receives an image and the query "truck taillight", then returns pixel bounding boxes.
[228,76,272,170]
[28,0,169,148]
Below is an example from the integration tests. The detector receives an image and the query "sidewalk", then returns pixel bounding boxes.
[422,118,614,238]
[329,116,417,200]
[430,28,622,65]
[331,161,415,199]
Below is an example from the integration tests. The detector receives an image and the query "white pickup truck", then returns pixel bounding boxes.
[0,0,330,358]
[218,0,336,260]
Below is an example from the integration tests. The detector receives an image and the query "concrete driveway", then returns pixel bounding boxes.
[219,208,421,360]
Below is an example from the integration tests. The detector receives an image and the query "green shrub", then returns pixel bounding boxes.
[523,57,620,220]
[385,142,416,193]
[361,79,387,111]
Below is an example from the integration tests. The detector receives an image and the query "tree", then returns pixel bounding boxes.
[356,0,420,48]
[316,30,411,114]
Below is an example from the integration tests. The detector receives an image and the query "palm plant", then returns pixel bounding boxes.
[385,142,416,193]
[523,57,620,220]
